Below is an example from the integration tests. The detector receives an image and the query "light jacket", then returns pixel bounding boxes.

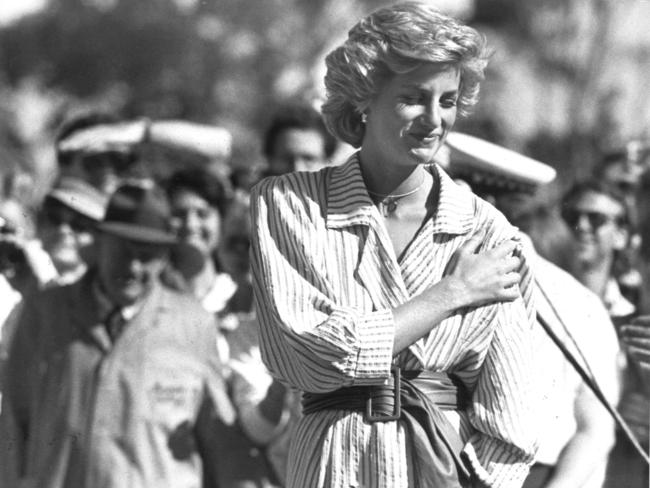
[0,271,235,488]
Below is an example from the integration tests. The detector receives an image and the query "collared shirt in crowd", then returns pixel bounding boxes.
[250,154,539,488]
[0,271,235,488]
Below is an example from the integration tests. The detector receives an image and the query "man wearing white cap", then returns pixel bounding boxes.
[445,132,621,488]
[57,115,233,194]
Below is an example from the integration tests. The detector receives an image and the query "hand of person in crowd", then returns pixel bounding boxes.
[0,228,59,293]
[444,229,522,308]
[57,120,148,154]
[146,120,232,160]
[620,316,650,390]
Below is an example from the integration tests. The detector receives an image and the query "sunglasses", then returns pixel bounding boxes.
[42,208,94,233]
[561,208,622,231]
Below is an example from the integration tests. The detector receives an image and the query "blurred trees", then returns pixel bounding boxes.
[0,0,648,199]
[0,0,386,174]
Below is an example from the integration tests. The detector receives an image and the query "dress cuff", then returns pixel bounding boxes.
[463,438,533,488]
[349,309,395,385]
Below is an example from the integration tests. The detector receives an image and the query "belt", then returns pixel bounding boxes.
[302,367,472,488]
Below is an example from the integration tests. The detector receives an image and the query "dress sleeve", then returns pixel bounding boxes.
[462,204,539,487]
[462,299,539,487]
[250,176,395,393]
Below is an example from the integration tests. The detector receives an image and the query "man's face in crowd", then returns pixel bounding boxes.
[97,233,168,306]
[267,128,327,175]
[562,190,627,266]
[64,151,132,195]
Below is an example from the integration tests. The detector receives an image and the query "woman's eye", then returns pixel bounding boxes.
[440,98,458,109]
[401,95,422,105]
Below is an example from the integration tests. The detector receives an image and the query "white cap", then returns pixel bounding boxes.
[444,132,556,192]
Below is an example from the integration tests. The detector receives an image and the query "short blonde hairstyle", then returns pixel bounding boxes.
[322,1,490,147]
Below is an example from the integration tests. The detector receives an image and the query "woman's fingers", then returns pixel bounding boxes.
[489,239,518,259]
[501,256,521,273]
[502,271,521,288]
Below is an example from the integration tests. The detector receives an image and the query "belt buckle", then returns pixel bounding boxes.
[365,366,401,422]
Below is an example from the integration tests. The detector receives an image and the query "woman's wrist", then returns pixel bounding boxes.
[438,275,472,311]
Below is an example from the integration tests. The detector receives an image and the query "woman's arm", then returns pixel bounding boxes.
[251,175,522,393]
[392,232,521,354]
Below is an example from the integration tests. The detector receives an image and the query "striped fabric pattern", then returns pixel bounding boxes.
[250,154,538,488]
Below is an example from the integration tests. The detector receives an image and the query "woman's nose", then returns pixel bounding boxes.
[421,102,441,128]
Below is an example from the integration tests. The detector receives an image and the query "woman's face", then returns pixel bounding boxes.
[169,188,221,256]
[363,63,460,167]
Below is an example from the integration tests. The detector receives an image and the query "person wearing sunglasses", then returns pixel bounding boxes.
[602,169,650,488]
[37,177,108,286]
[444,133,621,488]
[560,180,650,488]
[560,180,635,321]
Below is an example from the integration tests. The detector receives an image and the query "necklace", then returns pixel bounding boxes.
[367,177,427,216]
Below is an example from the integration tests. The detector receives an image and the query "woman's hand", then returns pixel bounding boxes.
[444,230,522,309]
[392,229,523,354]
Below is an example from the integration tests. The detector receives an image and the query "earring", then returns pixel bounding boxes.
[361,113,367,124]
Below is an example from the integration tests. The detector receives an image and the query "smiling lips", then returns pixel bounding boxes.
[410,132,440,146]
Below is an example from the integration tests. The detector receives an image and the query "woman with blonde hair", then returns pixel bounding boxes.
[250,2,538,486]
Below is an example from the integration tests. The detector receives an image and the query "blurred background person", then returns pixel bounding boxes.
[592,141,650,304]
[36,176,108,286]
[165,168,235,323]
[165,167,287,487]
[57,115,233,192]
[445,132,621,488]
[594,140,650,215]
[0,182,235,488]
[603,166,650,488]
[0,177,107,409]
[55,111,138,195]
[560,180,635,322]
[261,101,338,177]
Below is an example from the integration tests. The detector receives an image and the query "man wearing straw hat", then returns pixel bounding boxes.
[0,182,235,488]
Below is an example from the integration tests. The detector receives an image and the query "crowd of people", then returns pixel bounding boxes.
[0,1,649,487]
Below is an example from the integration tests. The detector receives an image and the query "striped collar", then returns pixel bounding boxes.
[326,152,475,235]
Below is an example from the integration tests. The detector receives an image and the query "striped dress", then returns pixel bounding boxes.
[250,154,538,488]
